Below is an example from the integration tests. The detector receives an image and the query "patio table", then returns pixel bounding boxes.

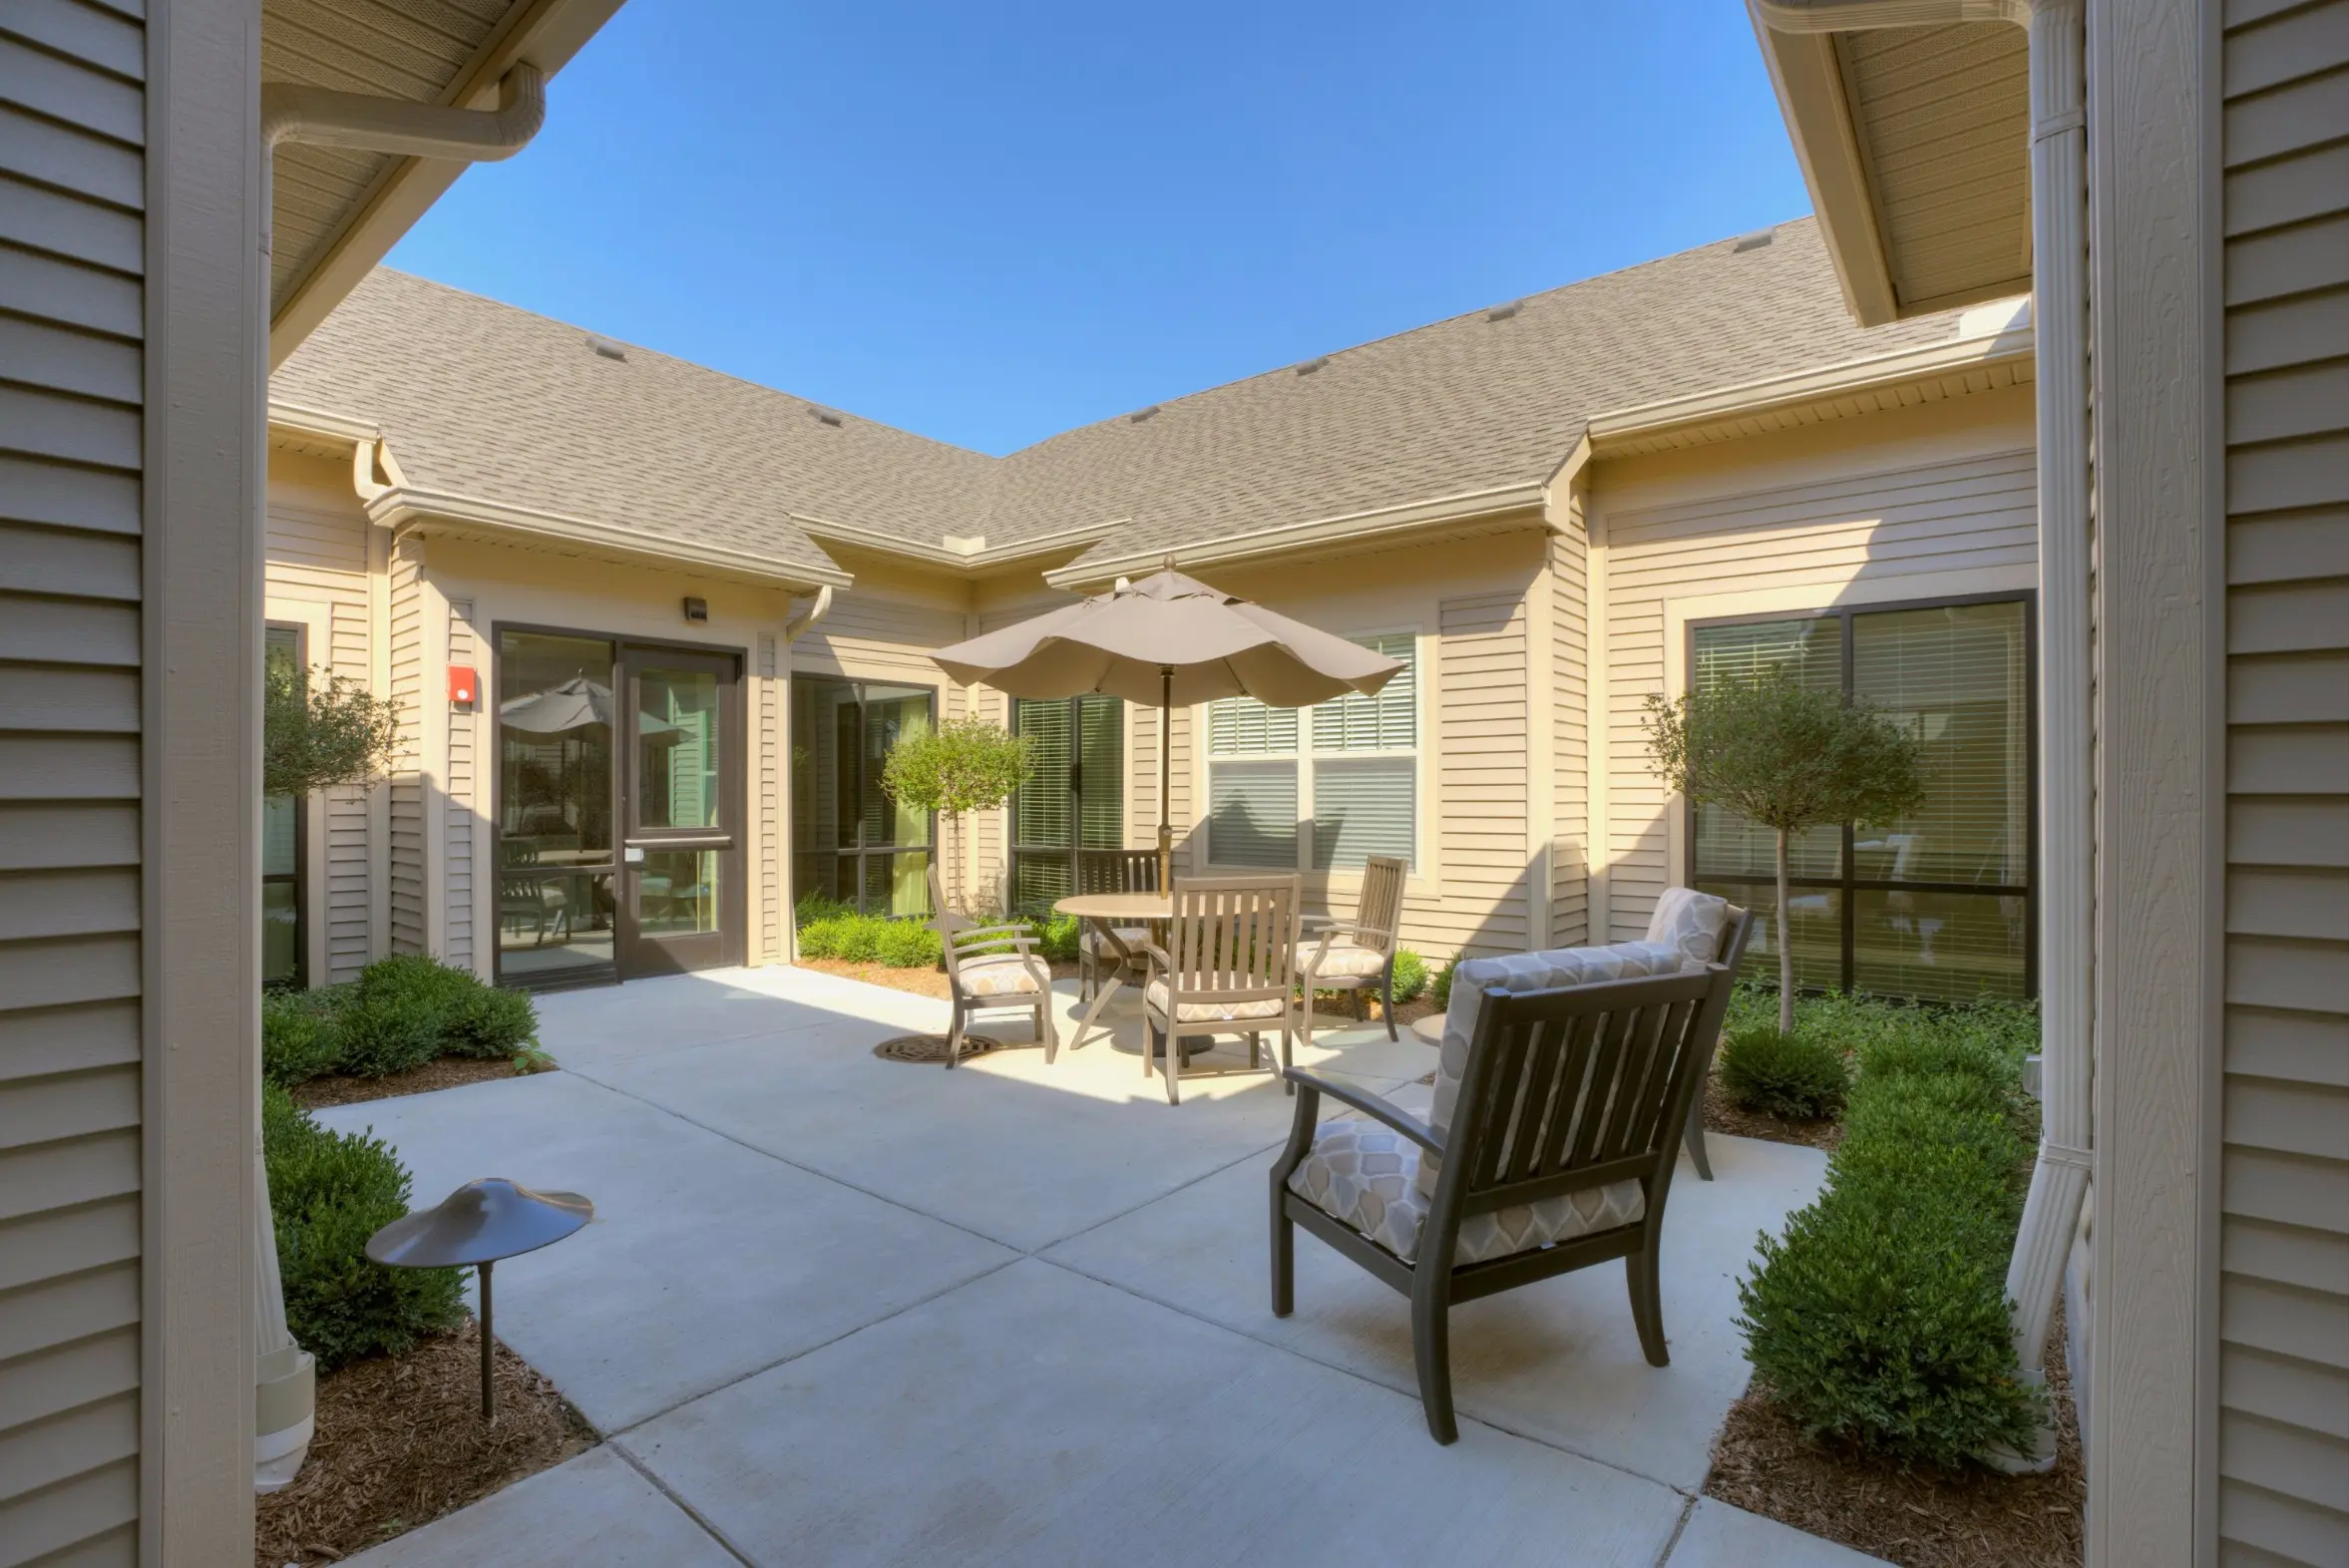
[1052,891,1171,1053]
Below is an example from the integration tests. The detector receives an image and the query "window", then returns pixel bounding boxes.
[262,625,304,986]
[1687,595,2034,1003]
[1206,632,1416,872]
[790,677,935,916]
[1009,695,1123,914]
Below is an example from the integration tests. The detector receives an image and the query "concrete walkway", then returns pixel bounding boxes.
[320,966,1877,1567]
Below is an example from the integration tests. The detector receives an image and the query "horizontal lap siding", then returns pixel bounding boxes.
[759,633,781,960]
[1601,447,2036,940]
[0,1,146,1559]
[445,599,475,971]
[1551,522,1589,945]
[266,483,373,980]
[2218,7,2349,1562]
[1425,592,1530,959]
[387,537,426,954]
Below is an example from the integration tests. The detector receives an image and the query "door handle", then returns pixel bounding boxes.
[624,847,644,864]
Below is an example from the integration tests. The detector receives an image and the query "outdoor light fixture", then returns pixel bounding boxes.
[682,596,708,623]
[367,1178,592,1421]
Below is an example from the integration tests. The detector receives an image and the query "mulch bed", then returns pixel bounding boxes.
[291,1054,556,1110]
[1701,1074,1845,1153]
[255,1319,596,1568]
[1705,1300,2085,1567]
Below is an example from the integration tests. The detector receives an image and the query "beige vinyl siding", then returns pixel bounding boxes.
[444,597,477,971]
[266,465,375,980]
[1597,444,2037,940]
[758,632,782,960]
[387,534,427,954]
[1424,591,1531,959]
[0,0,146,1559]
[2217,5,2349,1562]
[1550,520,1590,946]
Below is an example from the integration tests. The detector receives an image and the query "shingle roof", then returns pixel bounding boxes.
[272,217,1969,579]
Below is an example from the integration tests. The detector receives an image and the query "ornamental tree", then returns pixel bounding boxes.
[1643,669,1926,1031]
[880,717,1034,917]
[264,660,402,799]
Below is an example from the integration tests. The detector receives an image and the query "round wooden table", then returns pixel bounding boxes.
[1052,892,1171,1052]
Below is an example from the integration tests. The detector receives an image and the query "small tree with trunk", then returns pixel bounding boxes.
[264,661,402,798]
[1642,669,1925,1032]
[880,717,1034,917]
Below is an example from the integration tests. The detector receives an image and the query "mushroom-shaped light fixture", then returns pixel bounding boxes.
[367,1178,591,1420]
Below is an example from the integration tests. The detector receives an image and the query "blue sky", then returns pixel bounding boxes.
[388,1,1811,456]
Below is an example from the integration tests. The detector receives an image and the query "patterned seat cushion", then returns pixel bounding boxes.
[1303,939,1388,980]
[1645,886,1732,967]
[1419,940,1691,1201]
[1287,1117,1645,1265]
[1079,925,1151,955]
[1144,979,1288,1023]
[957,954,1045,997]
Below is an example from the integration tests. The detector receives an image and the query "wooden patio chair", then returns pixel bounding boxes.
[927,862,1056,1068]
[1074,847,1159,1002]
[1300,853,1406,1045]
[1138,874,1303,1106]
[1271,949,1742,1444]
[1641,889,1757,1182]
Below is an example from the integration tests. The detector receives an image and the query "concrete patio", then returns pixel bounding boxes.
[318,965,1879,1567]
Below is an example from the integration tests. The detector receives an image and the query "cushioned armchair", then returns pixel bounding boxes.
[1139,874,1303,1107]
[1299,853,1406,1046]
[1074,848,1159,1001]
[1271,927,1745,1444]
[927,863,1057,1068]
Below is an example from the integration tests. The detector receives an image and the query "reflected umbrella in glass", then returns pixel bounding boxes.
[367,1178,592,1420]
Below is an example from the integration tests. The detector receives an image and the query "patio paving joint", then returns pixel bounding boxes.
[1654,1492,1701,1567]
[606,1435,759,1568]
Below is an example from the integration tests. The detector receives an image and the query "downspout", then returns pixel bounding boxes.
[251,63,548,1495]
[1751,0,2093,1469]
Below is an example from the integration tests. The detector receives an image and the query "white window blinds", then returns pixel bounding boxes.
[1206,633,1416,871]
[1311,633,1415,752]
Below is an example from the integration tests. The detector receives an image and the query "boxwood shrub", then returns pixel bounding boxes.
[262,984,354,1086]
[1717,1024,1849,1120]
[1389,949,1428,1003]
[261,955,542,1080]
[264,1087,464,1370]
[1735,1009,2042,1468]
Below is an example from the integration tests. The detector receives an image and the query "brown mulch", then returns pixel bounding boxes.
[255,1319,596,1568]
[1702,1074,1846,1153]
[1704,1301,2086,1567]
[290,1053,556,1109]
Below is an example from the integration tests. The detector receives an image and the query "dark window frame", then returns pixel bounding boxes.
[1008,693,1125,916]
[1683,588,2039,1000]
[788,674,941,919]
[263,621,308,988]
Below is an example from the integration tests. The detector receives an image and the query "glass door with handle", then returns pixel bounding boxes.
[617,646,744,976]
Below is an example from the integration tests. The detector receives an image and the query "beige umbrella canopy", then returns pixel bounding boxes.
[931,568,1403,888]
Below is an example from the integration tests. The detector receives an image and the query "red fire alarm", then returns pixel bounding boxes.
[448,664,479,706]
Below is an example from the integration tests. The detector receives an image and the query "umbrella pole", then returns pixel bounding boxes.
[1158,665,1173,895]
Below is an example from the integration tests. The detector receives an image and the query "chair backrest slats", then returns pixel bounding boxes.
[1166,875,1298,997]
[1077,848,1159,896]
[1355,855,1405,952]
[1444,966,1733,1219]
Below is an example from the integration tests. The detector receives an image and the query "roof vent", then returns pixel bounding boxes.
[1485,301,1521,322]
[807,405,844,427]
[1128,405,1160,423]
[586,335,626,361]
[1732,225,1776,253]
[1294,356,1330,376]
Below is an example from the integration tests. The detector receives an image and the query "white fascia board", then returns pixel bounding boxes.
[1585,324,2035,448]
[367,487,856,591]
[1748,7,1902,327]
[1041,481,1549,589]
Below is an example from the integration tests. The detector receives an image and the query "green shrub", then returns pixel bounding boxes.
[443,982,538,1058]
[1389,949,1428,1003]
[1736,1014,2041,1469]
[334,994,444,1077]
[264,1087,464,1371]
[794,890,854,929]
[1430,953,1460,1011]
[261,985,353,1086]
[795,916,845,960]
[1717,1025,1849,1120]
[873,918,944,969]
[1027,913,1079,964]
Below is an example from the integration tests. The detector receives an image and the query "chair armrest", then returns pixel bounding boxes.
[1282,1066,1442,1153]
[953,924,1036,944]
[1135,940,1171,969]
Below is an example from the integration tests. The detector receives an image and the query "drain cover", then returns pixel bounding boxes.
[872,1033,1008,1064]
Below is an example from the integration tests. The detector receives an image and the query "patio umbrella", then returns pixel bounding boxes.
[499,675,612,734]
[930,567,1402,890]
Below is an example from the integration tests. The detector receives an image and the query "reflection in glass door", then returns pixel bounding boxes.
[619,649,743,976]
[496,631,619,986]
[789,678,935,917]
[263,625,305,986]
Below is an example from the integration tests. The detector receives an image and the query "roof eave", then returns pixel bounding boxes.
[792,515,1115,573]
[1749,9,1903,328]
[368,486,856,592]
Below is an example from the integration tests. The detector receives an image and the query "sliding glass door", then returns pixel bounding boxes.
[262,625,305,986]
[1009,694,1122,915]
[1688,594,2035,1002]
[790,677,936,917]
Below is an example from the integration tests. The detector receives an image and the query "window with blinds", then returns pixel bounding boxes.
[1687,596,2033,1003]
[1206,632,1416,872]
[1009,694,1122,913]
